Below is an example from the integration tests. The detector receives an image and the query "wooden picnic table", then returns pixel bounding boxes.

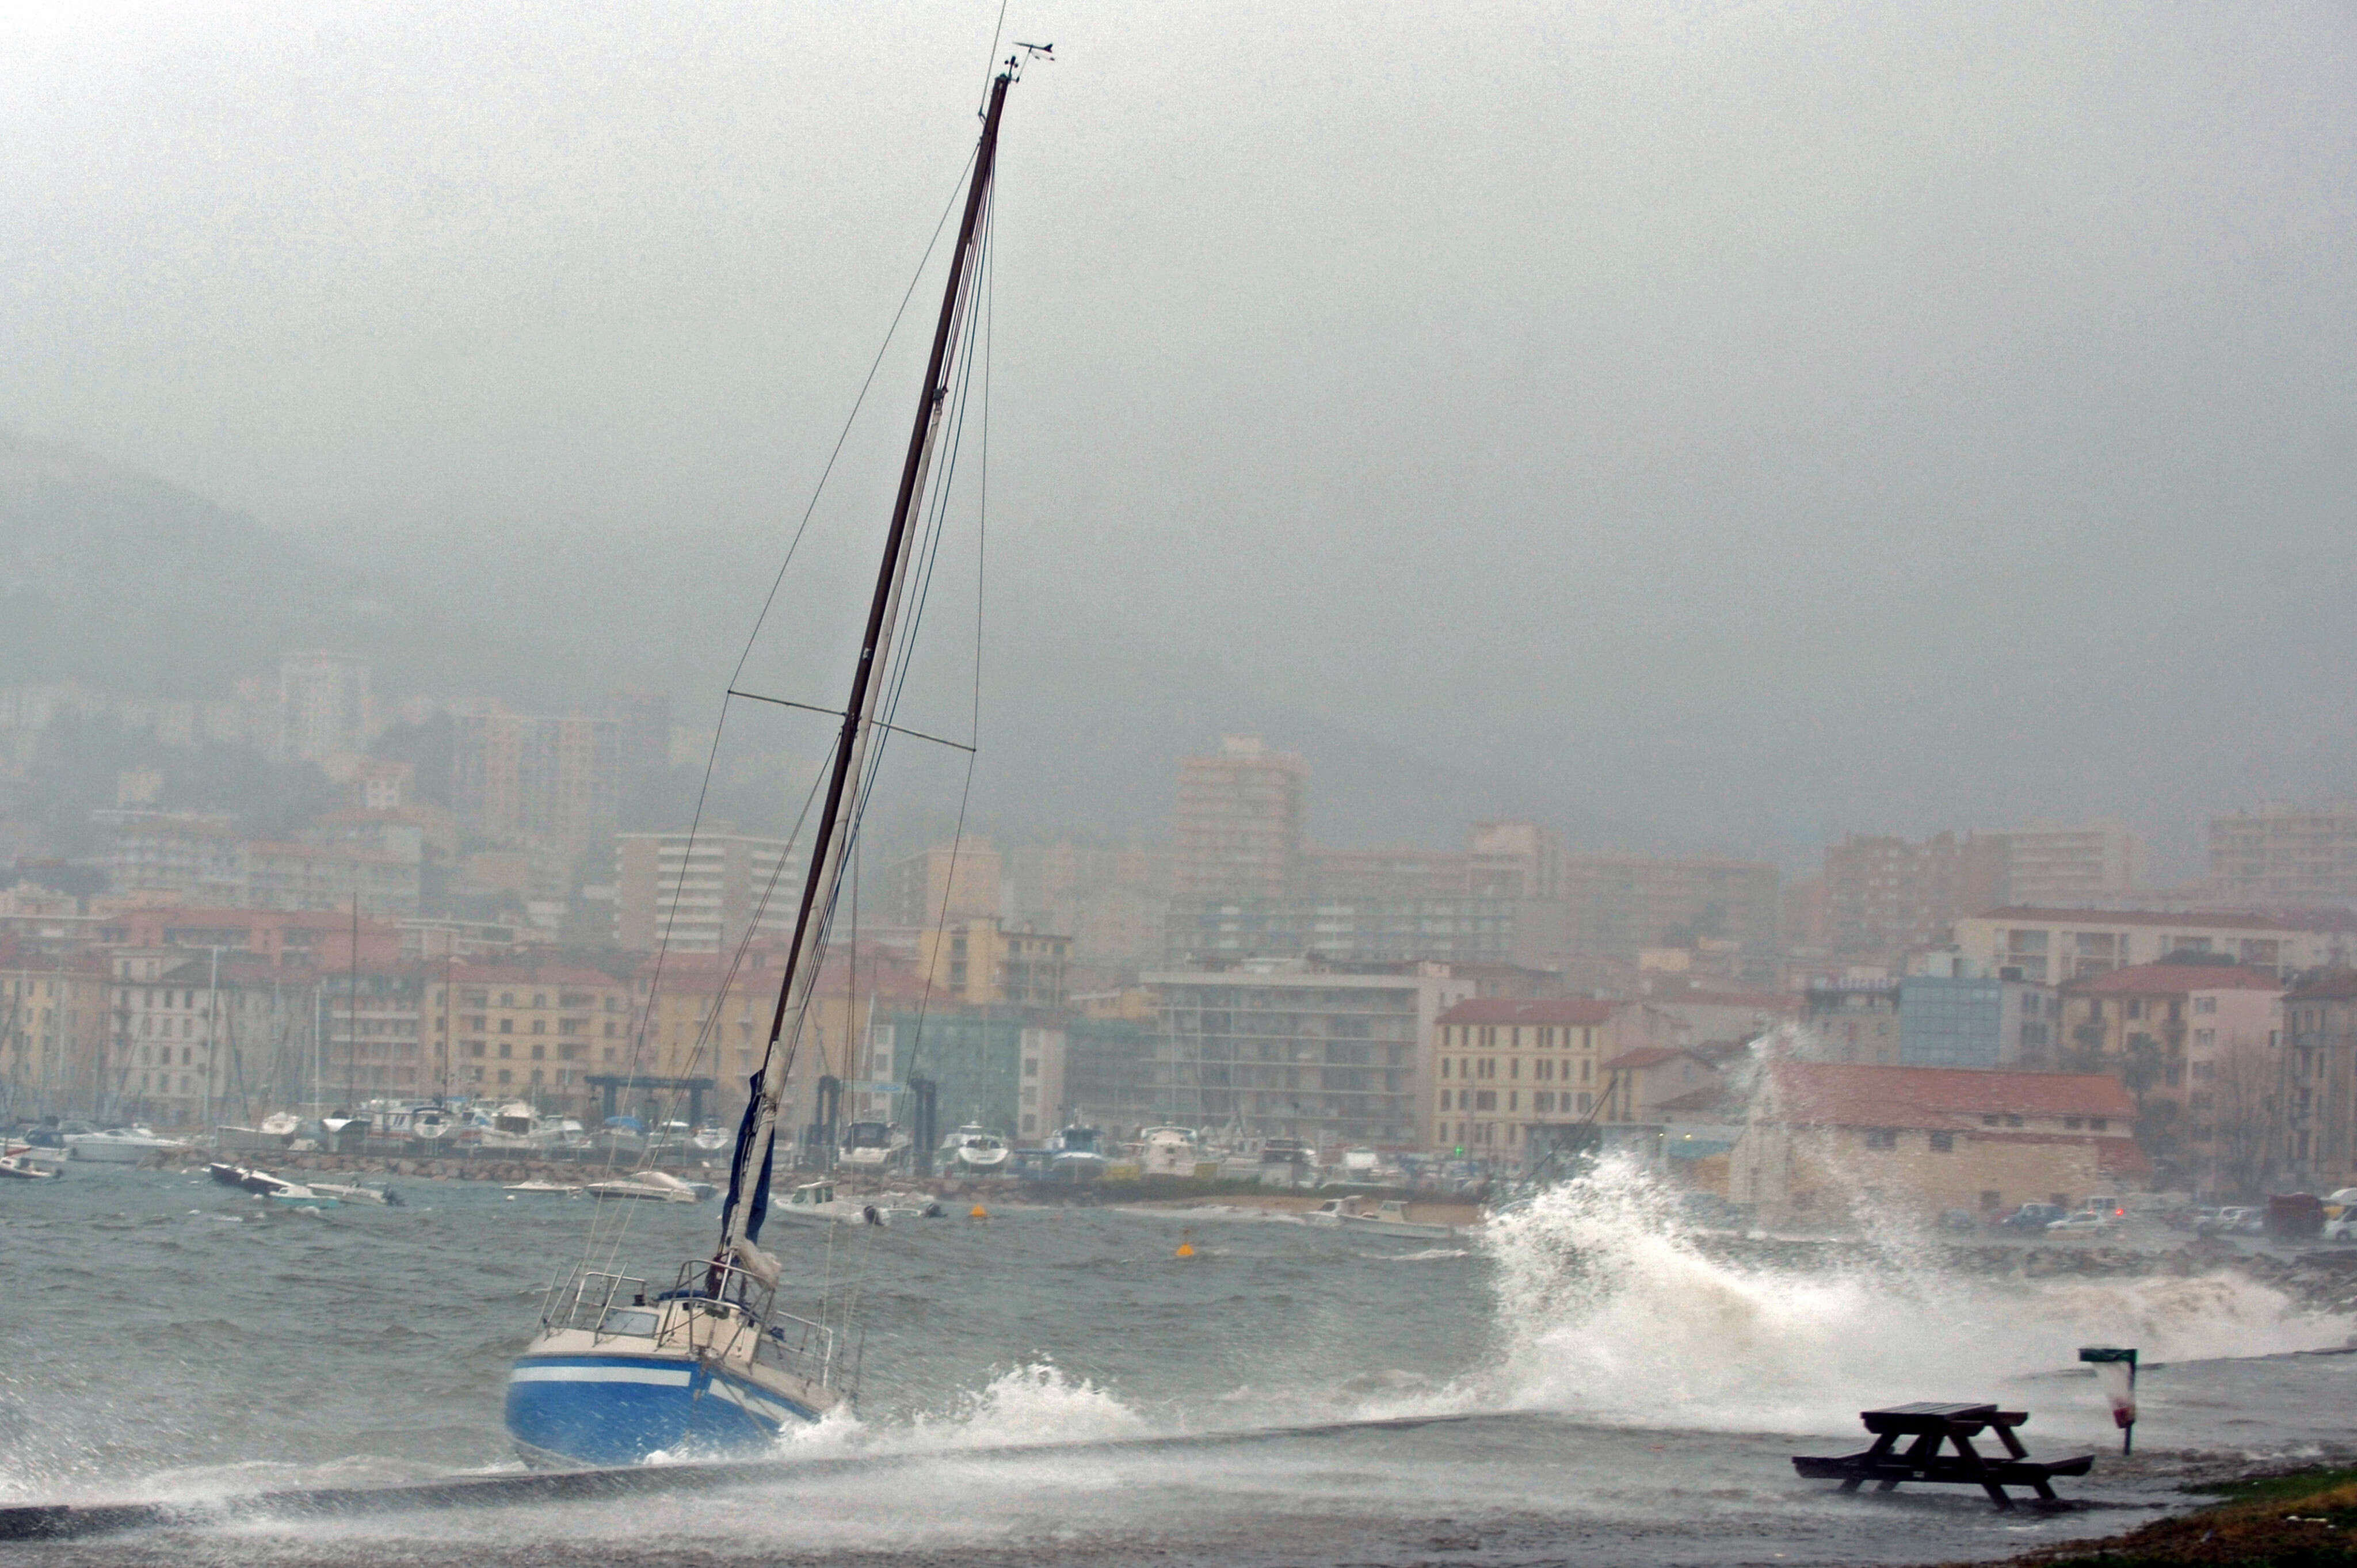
[1792,1402,2093,1509]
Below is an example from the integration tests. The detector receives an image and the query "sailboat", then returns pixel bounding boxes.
[502,54,1033,1469]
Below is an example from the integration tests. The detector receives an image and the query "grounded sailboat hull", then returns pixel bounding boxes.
[505,1352,822,1467]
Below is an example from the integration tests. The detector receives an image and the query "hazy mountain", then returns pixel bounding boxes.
[0,429,537,704]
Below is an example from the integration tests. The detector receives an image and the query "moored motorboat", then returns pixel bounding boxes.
[0,1150,61,1180]
[945,1124,1010,1173]
[585,1171,704,1204]
[1336,1199,1464,1242]
[64,1125,185,1163]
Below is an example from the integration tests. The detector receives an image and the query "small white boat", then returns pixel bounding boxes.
[1303,1195,1365,1226]
[1336,1199,1463,1242]
[943,1124,1009,1172]
[842,1120,905,1169]
[1137,1125,1204,1177]
[690,1122,731,1154]
[268,1182,340,1210]
[63,1125,185,1163]
[769,1179,869,1226]
[504,1180,585,1196]
[0,1151,62,1180]
[586,1171,704,1204]
[259,1111,302,1139]
[308,1180,399,1206]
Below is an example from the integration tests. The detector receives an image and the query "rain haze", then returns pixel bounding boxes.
[6,2,2352,868]
[17,7,2357,1567]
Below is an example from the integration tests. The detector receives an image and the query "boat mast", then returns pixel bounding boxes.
[722,62,1020,1261]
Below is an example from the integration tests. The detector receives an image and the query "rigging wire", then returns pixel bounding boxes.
[764,158,996,1120]
[893,192,993,1117]
[561,144,992,1291]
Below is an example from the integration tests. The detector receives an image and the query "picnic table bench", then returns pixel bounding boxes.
[1792,1402,2093,1509]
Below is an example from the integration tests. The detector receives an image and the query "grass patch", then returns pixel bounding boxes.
[2023,1468,2357,1567]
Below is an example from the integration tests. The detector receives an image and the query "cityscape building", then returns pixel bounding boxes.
[451,709,621,855]
[1427,996,1616,1153]
[2282,971,2357,1195]
[1144,957,1476,1150]
[1952,908,2352,984]
[1558,852,1780,965]
[274,652,372,764]
[1822,831,2008,959]
[612,828,804,953]
[2210,805,2357,905]
[1173,736,1309,899]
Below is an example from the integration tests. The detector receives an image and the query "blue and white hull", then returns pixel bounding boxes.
[506,1348,822,1467]
[504,1264,845,1468]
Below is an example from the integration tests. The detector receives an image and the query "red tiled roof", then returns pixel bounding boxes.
[2064,964,2283,996]
[1437,998,1619,1027]
[1604,1046,1689,1070]
[1653,1086,1731,1113]
[2288,970,2357,1002]
[1654,989,1798,1012]
[1767,1060,2135,1130]
[447,964,625,989]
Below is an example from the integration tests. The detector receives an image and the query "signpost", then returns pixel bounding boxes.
[2078,1346,2137,1454]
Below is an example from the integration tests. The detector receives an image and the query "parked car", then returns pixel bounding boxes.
[2045,1211,2116,1235]
[2324,1212,2357,1243]
[1998,1203,2069,1233]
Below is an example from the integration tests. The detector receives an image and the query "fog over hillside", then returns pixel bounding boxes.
[6,3,2356,875]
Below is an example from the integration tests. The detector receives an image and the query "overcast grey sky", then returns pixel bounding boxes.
[5,2,2354,873]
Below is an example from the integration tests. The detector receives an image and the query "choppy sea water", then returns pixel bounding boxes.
[4,1158,2354,1567]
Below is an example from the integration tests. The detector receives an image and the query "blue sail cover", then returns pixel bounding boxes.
[718,1070,776,1245]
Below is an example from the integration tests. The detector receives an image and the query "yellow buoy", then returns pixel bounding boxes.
[1175,1241,1195,1258]
[969,1204,989,1219]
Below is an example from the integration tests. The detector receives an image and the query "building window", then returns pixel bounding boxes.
[499,1019,513,1033]
[1535,1092,1554,1113]
[498,1043,512,1059]
[1474,1090,1496,1112]
[2088,1117,2107,1132]
[1864,1128,1898,1150]
[1929,1132,1954,1153]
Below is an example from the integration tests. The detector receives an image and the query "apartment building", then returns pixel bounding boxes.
[1173,736,1309,899]
[613,829,804,953]
[2211,806,2357,904]
[1428,997,1616,1154]
[1164,894,1560,970]
[452,709,621,854]
[887,841,1003,928]
[1999,821,2146,905]
[429,964,632,1109]
[1145,958,1476,1150]
[1558,853,1780,964]
[0,954,106,1117]
[1822,832,2007,959]
[915,917,1071,1008]
[1953,908,2349,983]
[2057,963,2283,1181]
[2282,971,2357,1194]
[1802,981,1901,1065]
[275,652,372,764]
